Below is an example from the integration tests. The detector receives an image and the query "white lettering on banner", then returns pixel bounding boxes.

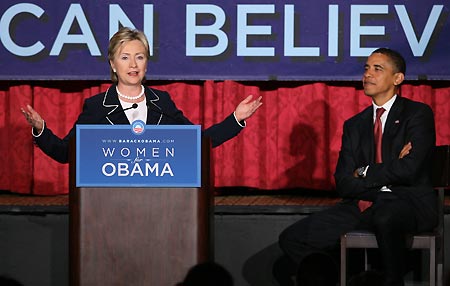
[109,4,154,55]
[137,148,146,157]
[185,4,444,57]
[350,5,443,57]
[328,5,339,57]
[0,3,154,57]
[120,148,131,157]
[50,4,100,56]
[166,148,174,157]
[186,4,228,56]
[102,162,174,177]
[102,148,115,157]
[284,4,319,57]
[350,5,388,57]
[0,3,444,58]
[395,5,443,57]
[0,3,45,56]
[102,147,175,158]
[237,5,275,56]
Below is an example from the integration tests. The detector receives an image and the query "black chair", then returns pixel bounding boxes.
[340,145,450,286]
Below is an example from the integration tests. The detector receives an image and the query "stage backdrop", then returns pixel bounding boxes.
[0,0,449,80]
[1,80,450,195]
[1,0,450,195]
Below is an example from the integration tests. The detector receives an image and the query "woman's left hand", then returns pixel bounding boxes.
[234,95,263,122]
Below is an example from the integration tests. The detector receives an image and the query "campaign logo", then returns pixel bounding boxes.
[131,120,146,135]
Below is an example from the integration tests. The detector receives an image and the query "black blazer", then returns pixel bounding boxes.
[35,85,243,163]
[334,96,437,232]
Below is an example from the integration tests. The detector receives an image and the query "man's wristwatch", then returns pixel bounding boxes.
[356,166,367,178]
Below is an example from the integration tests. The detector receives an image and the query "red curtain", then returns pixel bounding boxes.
[1,80,449,195]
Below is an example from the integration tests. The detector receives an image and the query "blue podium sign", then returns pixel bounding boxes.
[75,124,201,187]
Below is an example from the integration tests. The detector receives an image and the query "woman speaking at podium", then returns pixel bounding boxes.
[21,27,262,163]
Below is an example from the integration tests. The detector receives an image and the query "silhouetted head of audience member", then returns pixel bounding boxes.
[0,275,23,286]
[177,262,233,286]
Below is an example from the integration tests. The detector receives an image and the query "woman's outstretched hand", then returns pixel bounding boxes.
[234,95,263,122]
[21,104,44,134]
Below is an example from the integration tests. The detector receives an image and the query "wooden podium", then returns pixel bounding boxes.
[69,136,213,286]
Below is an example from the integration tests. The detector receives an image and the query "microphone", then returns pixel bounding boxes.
[127,103,138,110]
[109,103,138,116]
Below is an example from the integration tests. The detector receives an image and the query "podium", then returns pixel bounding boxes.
[68,125,213,286]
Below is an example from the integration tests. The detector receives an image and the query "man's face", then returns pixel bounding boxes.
[362,53,403,103]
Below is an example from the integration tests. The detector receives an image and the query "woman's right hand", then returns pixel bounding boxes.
[21,104,44,134]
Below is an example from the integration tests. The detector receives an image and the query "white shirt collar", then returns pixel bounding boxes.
[372,94,397,119]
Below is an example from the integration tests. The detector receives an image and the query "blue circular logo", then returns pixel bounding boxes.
[131,120,146,135]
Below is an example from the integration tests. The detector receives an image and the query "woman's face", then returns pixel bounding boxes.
[110,39,148,87]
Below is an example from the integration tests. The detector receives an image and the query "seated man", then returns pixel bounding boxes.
[278,48,437,286]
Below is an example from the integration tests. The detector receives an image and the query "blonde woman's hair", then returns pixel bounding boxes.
[108,27,150,83]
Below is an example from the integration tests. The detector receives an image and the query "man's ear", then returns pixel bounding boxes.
[394,72,405,86]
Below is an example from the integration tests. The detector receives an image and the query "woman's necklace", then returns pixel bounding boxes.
[116,85,145,100]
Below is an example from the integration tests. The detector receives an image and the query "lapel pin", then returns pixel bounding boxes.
[394,120,400,124]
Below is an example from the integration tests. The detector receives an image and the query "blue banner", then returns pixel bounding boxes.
[0,0,448,80]
[76,124,201,187]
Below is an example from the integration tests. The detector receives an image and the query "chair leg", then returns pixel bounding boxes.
[430,238,436,286]
[341,236,347,286]
[437,263,443,286]
[364,248,369,271]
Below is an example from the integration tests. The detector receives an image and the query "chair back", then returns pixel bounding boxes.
[432,145,450,189]
[431,145,449,267]
[431,145,449,233]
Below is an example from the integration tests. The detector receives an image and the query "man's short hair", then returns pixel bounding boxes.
[372,48,406,75]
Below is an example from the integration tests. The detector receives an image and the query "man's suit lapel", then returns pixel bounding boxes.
[360,107,375,164]
[382,96,404,162]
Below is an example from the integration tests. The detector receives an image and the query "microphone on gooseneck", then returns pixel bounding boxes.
[109,103,138,116]
[128,103,138,110]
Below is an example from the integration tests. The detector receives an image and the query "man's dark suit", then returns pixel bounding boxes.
[279,95,437,285]
[35,84,244,163]
[335,95,437,232]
